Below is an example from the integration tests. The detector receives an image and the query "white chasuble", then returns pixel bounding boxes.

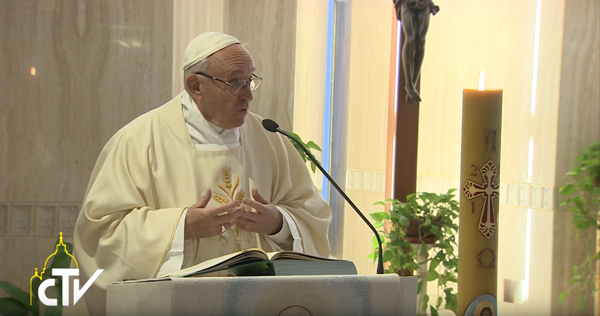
[70,93,331,316]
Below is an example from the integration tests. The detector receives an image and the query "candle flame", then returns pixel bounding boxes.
[478,70,485,91]
[30,67,36,76]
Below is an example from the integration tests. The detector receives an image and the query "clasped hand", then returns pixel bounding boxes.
[184,188,283,240]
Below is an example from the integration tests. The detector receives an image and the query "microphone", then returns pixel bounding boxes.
[262,119,384,274]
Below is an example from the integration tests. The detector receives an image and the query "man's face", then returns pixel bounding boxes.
[196,44,255,129]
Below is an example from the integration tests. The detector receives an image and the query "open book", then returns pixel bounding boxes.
[159,248,357,278]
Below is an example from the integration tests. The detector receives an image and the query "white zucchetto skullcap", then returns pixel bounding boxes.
[183,32,241,70]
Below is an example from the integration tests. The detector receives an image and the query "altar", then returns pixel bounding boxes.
[106,274,417,316]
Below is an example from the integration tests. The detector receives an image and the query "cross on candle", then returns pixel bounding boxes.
[462,160,500,239]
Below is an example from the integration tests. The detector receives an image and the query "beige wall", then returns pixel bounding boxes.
[293,0,329,190]
[336,0,396,274]
[552,0,599,315]
[227,0,298,131]
[172,0,228,95]
[0,0,174,291]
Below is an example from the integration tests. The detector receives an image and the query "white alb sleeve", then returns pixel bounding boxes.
[157,208,187,276]
[264,206,304,253]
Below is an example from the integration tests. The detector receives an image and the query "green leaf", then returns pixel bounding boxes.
[372,235,381,249]
[299,150,308,161]
[574,219,591,230]
[430,305,440,316]
[289,132,301,141]
[446,272,458,283]
[370,212,389,222]
[0,281,38,316]
[427,270,439,281]
[383,250,393,262]
[388,239,403,247]
[30,276,41,298]
[400,240,413,248]
[44,305,62,316]
[399,215,410,227]
[559,183,577,196]
[50,253,72,271]
[558,291,567,305]
[444,291,458,314]
[578,296,585,310]
[0,298,29,316]
[305,141,322,151]
[422,294,430,311]
[420,242,428,256]
[429,259,441,272]
[423,217,431,226]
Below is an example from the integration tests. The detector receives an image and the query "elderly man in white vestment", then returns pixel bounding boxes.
[70,32,332,316]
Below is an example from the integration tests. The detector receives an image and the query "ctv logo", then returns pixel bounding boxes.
[29,232,103,306]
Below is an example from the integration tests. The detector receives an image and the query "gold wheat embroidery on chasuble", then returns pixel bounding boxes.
[212,166,251,252]
[212,166,246,204]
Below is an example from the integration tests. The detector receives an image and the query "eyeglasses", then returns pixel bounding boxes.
[195,72,262,94]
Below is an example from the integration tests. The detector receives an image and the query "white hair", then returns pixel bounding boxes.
[183,57,211,95]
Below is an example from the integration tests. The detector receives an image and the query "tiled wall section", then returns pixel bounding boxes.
[344,173,555,210]
[0,203,81,237]
[416,176,555,210]
[0,204,8,236]
[345,169,386,193]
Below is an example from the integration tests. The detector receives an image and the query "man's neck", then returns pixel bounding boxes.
[181,90,240,148]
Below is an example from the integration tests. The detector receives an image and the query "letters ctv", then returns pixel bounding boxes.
[29,232,103,307]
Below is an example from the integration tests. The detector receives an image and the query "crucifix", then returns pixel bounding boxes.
[392,0,439,201]
[390,5,440,315]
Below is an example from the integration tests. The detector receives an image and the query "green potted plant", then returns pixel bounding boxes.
[369,189,459,316]
[0,237,74,316]
[558,141,600,310]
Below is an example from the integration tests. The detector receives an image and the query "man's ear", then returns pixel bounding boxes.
[185,74,201,95]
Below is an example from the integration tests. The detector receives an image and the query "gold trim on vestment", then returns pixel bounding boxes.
[153,207,187,277]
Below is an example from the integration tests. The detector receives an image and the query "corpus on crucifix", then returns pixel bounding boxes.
[393,0,440,103]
